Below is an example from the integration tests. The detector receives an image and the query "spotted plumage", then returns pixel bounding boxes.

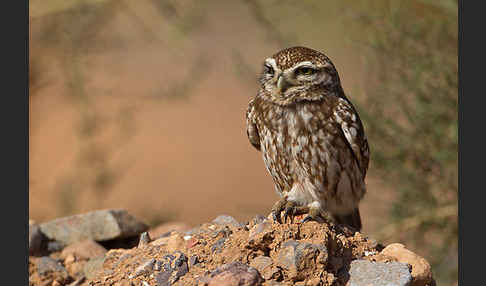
[246,46,369,231]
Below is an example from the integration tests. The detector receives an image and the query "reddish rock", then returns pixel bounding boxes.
[186,237,199,249]
[381,243,435,286]
[199,261,264,286]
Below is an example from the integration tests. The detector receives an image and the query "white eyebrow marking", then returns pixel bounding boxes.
[293,61,315,68]
[265,58,277,68]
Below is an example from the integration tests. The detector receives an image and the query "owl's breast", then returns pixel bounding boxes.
[257,103,332,194]
[257,101,363,207]
[259,123,293,195]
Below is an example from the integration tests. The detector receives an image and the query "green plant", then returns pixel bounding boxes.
[355,1,458,284]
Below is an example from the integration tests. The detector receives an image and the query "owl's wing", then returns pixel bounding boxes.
[333,97,370,177]
[246,98,261,151]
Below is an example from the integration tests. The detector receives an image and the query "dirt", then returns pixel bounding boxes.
[29,215,395,286]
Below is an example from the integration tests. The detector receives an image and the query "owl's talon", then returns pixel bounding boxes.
[271,196,288,224]
[300,215,314,224]
[299,206,322,224]
[272,211,281,224]
[283,206,295,223]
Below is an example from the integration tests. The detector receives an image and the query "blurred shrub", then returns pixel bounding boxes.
[355,0,457,284]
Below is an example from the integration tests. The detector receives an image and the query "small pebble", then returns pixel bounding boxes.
[154,260,163,271]
[189,255,199,267]
[364,250,377,257]
[138,232,151,248]
[210,237,226,253]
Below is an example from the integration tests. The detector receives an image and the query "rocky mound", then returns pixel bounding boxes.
[29,209,435,286]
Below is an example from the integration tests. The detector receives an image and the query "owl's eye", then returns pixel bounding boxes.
[296,67,316,76]
[264,64,274,75]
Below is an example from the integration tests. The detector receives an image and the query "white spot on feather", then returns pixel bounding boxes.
[298,136,308,146]
[334,111,343,124]
[300,109,313,125]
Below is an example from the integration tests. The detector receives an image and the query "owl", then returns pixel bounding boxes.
[246,46,369,231]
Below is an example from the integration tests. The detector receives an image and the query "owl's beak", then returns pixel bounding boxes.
[277,75,291,94]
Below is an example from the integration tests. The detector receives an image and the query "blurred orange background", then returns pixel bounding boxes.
[30,0,393,230]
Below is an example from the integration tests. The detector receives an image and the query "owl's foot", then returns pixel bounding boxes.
[283,203,309,223]
[300,207,324,224]
[271,197,288,224]
[271,197,310,224]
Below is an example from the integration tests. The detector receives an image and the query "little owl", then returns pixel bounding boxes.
[246,46,369,231]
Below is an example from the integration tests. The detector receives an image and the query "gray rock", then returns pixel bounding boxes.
[200,261,263,286]
[156,270,172,286]
[251,214,267,226]
[189,255,199,267]
[29,224,47,256]
[348,260,412,286]
[248,221,273,239]
[212,215,244,228]
[39,209,148,245]
[155,252,188,285]
[154,260,163,271]
[211,237,227,253]
[250,256,273,272]
[249,256,277,280]
[47,241,65,252]
[174,252,188,267]
[172,252,189,283]
[210,226,232,239]
[138,231,151,248]
[275,240,328,280]
[276,240,299,271]
[83,257,105,280]
[129,258,156,278]
[174,260,189,281]
[37,256,69,280]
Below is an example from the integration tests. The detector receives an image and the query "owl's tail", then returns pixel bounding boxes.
[334,208,362,232]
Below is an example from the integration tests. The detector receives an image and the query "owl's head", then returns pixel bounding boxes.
[259,46,342,105]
